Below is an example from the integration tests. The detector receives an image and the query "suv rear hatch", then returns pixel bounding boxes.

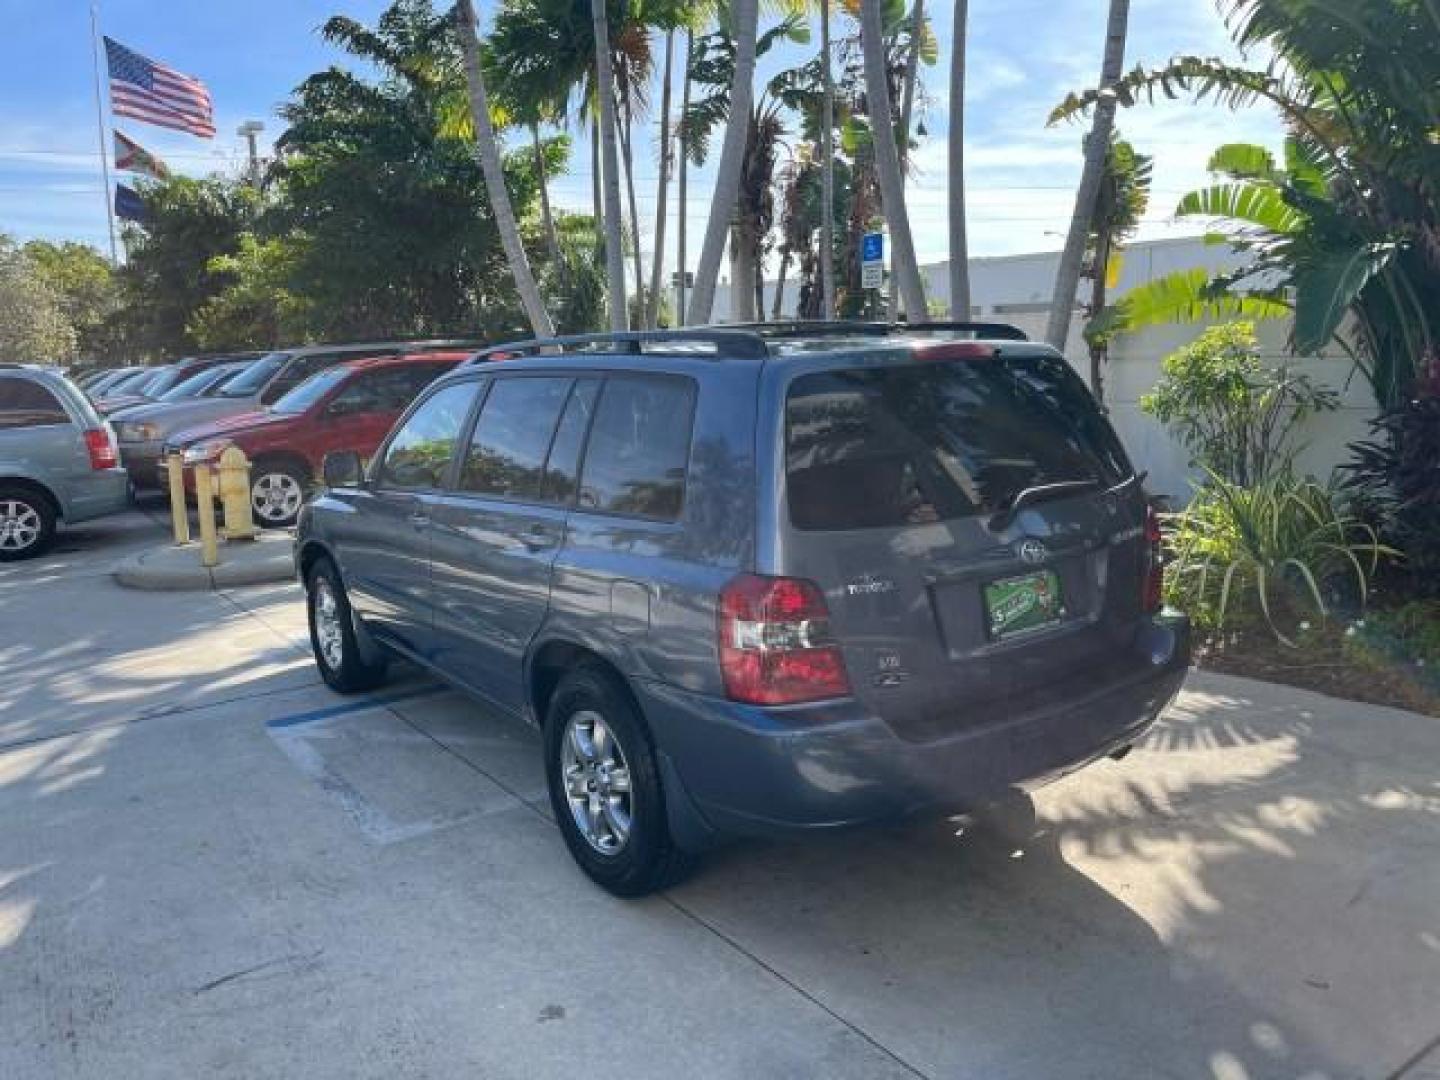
[776,343,1155,740]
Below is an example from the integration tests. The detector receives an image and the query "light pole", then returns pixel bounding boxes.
[237,120,265,186]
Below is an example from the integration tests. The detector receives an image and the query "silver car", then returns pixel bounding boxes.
[0,364,129,560]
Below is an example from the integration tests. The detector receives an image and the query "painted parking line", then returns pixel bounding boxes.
[265,684,449,730]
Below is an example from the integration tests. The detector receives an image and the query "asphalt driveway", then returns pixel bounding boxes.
[2,508,1438,1079]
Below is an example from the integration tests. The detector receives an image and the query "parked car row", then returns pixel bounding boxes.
[0,339,481,557]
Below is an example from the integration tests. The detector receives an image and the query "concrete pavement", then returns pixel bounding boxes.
[3,508,1439,1079]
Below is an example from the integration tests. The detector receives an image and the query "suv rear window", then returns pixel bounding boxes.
[785,355,1131,531]
[0,377,70,429]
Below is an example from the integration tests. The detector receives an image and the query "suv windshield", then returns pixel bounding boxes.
[785,354,1132,531]
[219,353,289,397]
[270,367,350,414]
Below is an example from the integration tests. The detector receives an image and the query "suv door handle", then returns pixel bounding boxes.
[518,524,558,551]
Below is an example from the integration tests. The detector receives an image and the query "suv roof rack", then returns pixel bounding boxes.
[462,320,1029,367]
[467,329,771,365]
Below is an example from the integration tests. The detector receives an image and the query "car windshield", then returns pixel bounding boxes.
[270,367,351,414]
[159,366,230,401]
[139,366,188,397]
[785,355,1133,531]
[103,369,151,394]
[218,353,289,397]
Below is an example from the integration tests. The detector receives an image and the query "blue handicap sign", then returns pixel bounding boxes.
[861,232,884,263]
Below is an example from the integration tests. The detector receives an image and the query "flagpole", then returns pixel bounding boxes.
[88,1,118,264]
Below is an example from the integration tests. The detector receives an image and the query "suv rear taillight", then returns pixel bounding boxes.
[1143,504,1164,614]
[718,574,851,705]
[83,428,118,470]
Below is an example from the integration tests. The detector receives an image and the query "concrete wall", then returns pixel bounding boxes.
[709,237,1377,503]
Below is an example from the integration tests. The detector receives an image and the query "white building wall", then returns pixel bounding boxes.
[710,236,1376,503]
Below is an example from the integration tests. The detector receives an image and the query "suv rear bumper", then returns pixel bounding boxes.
[637,613,1190,840]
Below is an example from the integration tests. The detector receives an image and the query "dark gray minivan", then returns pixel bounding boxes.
[295,324,1190,895]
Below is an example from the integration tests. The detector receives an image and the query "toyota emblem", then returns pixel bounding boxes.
[1017,539,1049,565]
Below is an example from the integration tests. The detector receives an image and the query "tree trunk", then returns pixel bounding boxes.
[590,0,629,331]
[676,28,694,325]
[590,115,601,229]
[687,0,758,325]
[948,0,971,318]
[1088,235,1110,403]
[730,225,758,321]
[645,30,675,329]
[455,0,553,337]
[819,0,836,320]
[532,123,561,266]
[617,91,645,320]
[1045,0,1129,350]
[888,0,925,322]
[860,0,927,321]
[772,250,790,319]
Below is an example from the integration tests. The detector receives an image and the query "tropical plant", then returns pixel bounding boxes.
[0,235,76,363]
[680,12,810,320]
[1078,133,1151,402]
[1046,0,1130,349]
[21,240,119,360]
[686,0,759,324]
[456,0,554,336]
[188,235,314,350]
[1340,391,1440,596]
[946,0,969,318]
[1140,322,1338,486]
[1164,472,1392,645]
[1048,0,1440,408]
[858,0,925,319]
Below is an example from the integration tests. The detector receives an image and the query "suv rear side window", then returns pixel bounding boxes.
[0,378,70,429]
[377,381,479,490]
[459,377,573,500]
[785,356,1131,531]
[578,376,695,521]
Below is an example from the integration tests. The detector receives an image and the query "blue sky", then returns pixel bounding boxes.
[0,0,1282,274]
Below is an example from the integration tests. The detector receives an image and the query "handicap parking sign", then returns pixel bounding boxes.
[862,232,884,263]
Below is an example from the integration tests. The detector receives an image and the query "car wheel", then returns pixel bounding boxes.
[251,461,308,528]
[306,557,388,693]
[0,487,56,562]
[544,663,695,897]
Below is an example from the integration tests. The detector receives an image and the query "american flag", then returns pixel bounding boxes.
[104,37,214,139]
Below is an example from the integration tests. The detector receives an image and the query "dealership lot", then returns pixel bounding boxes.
[3,506,1439,1080]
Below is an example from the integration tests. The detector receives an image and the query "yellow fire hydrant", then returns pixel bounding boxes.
[218,446,259,542]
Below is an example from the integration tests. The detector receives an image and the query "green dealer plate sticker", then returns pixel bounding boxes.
[984,570,1064,641]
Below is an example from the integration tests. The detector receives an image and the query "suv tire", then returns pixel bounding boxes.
[0,486,57,561]
[544,663,695,897]
[251,458,309,528]
[306,557,388,693]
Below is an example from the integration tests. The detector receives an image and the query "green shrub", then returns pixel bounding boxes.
[1343,601,1440,695]
[1140,322,1338,485]
[1163,472,1395,644]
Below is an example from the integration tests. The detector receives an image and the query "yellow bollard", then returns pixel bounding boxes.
[166,451,190,546]
[194,464,219,568]
[218,446,258,542]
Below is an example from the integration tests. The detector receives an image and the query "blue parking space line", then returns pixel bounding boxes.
[266,685,449,730]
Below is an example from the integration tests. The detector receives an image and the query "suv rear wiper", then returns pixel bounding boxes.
[989,479,1101,531]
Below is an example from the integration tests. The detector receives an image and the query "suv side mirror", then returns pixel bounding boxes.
[323,450,364,489]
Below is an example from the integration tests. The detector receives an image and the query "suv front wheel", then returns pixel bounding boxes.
[306,557,388,693]
[544,663,694,897]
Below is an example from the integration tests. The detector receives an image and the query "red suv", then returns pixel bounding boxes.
[172,352,472,526]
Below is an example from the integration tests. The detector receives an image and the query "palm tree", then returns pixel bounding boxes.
[1077,133,1151,403]
[455,0,554,336]
[675,26,695,324]
[1049,0,1440,407]
[686,0,759,325]
[858,0,926,319]
[947,0,970,318]
[887,0,935,320]
[590,0,629,329]
[818,0,837,318]
[1045,0,1130,349]
[645,30,676,328]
